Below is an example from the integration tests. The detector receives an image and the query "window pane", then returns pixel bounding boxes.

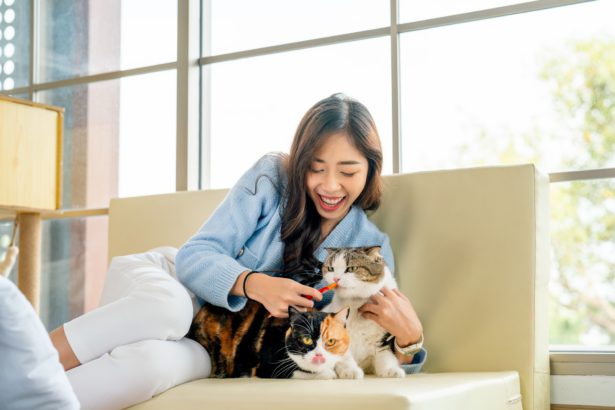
[549,179,615,348]
[38,70,177,208]
[399,0,522,22]
[39,216,109,329]
[0,0,30,90]
[204,0,388,56]
[0,216,109,330]
[204,38,391,188]
[39,0,176,82]
[400,0,615,174]
[6,92,29,99]
[0,219,18,280]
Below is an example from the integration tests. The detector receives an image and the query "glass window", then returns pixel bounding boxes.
[38,0,176,82]
[399,0,615,174]
[204,0,388,56]
[0,219,18,280]
[6,92,30,99]
[38,216,109,330]
[400,0,524,23]
[0,0,30,90]
[549,178,615,348]
[38,69,177,208]
[204,37,391,188]
[0,215,109,330]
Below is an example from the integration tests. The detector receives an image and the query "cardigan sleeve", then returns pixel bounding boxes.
[176,154,283,311]
[402,347,427,374]
[380,233,395,274]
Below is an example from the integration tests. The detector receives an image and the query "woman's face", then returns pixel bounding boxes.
[306,132,369,232]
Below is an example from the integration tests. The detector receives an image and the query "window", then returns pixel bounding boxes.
[398,0,615,348]
[0,0,178,328]
[2,0,613,354]
[399,0,524,22]
[204,38,391,188]
[203,0,388,55]
[0,0,30,91]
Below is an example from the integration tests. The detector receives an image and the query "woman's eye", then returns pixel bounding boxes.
[302,336,313,346]
[341,172,357,177]
[326,338,336,346]
[310,168,324,173]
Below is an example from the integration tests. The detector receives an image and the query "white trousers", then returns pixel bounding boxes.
[63,248,211,410]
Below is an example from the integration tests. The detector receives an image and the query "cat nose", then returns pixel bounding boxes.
[334,278,340,283]
[312,353,326,364]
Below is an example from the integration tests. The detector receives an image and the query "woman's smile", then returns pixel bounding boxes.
[306,132,369,234]
[317,194,347,211]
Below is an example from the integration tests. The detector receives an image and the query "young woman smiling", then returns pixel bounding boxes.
[50,93,425,410]
[177,93,424,358]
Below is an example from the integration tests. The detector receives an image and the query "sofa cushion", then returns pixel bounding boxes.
[128,372,522,410]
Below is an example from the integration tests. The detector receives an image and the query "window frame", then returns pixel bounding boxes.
[2,0,612,377]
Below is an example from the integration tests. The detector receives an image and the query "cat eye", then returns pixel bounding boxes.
[346,266,357,273]
[323,265,333,272]
[325,338,336,347]
[302,336,313,346]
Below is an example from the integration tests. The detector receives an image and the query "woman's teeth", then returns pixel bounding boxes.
[317,194,346,211]
[321,196,343,205]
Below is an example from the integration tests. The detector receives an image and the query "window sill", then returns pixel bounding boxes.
[550,349,615,376]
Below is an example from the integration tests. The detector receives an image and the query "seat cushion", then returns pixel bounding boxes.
[128,371,522,410]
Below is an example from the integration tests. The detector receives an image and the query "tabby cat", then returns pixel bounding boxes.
[189,299,351,379]
[321,246,405,378]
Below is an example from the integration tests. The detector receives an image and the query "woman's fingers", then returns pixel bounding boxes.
[360,311,378,321]
[380,286,395,297]
[359,301,379,315]
[301,284,323,301]
[392,288,409,301]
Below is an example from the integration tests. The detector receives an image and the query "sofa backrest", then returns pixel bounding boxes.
[108,164,550,410]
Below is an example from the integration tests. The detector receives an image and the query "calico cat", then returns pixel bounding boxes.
[189,299,351,379]
[321,246,406,379]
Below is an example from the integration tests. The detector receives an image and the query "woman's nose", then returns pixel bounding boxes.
[323,174,341,192]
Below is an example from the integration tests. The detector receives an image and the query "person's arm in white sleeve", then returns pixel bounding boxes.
[0,277,80,410]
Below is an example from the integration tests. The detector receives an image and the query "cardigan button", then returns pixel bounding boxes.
[237,247,244,257]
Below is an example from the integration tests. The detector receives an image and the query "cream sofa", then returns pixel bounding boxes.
[107,165,550,410]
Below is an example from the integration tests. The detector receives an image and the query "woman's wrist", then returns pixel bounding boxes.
[243,272,268,302]
[395,327,423,348]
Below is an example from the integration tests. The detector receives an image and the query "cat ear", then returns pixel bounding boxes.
[288,306,302,326]
[333,307,350,327]
[365,246,382,258]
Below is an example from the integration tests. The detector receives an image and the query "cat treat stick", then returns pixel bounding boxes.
[304,282,337,300]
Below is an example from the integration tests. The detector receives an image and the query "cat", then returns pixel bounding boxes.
[320,246,406,379]
[189,298,351,379]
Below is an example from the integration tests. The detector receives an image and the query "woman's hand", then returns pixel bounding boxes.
[245,273,323,318]
[358,286,423,348]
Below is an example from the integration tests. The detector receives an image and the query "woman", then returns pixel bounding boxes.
[50,93,425,409]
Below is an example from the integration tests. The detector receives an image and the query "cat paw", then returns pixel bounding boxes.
[375,366,405,378]
[335,363,364,379]
[315,368,338,380]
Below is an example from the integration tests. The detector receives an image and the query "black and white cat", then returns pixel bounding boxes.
[321,246,405,379]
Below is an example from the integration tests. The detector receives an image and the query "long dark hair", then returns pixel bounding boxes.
[281,93,383,273]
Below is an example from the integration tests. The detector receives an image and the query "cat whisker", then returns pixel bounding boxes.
[270,356,294,365]
[298,315,315,334]
[272,360,297,378]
